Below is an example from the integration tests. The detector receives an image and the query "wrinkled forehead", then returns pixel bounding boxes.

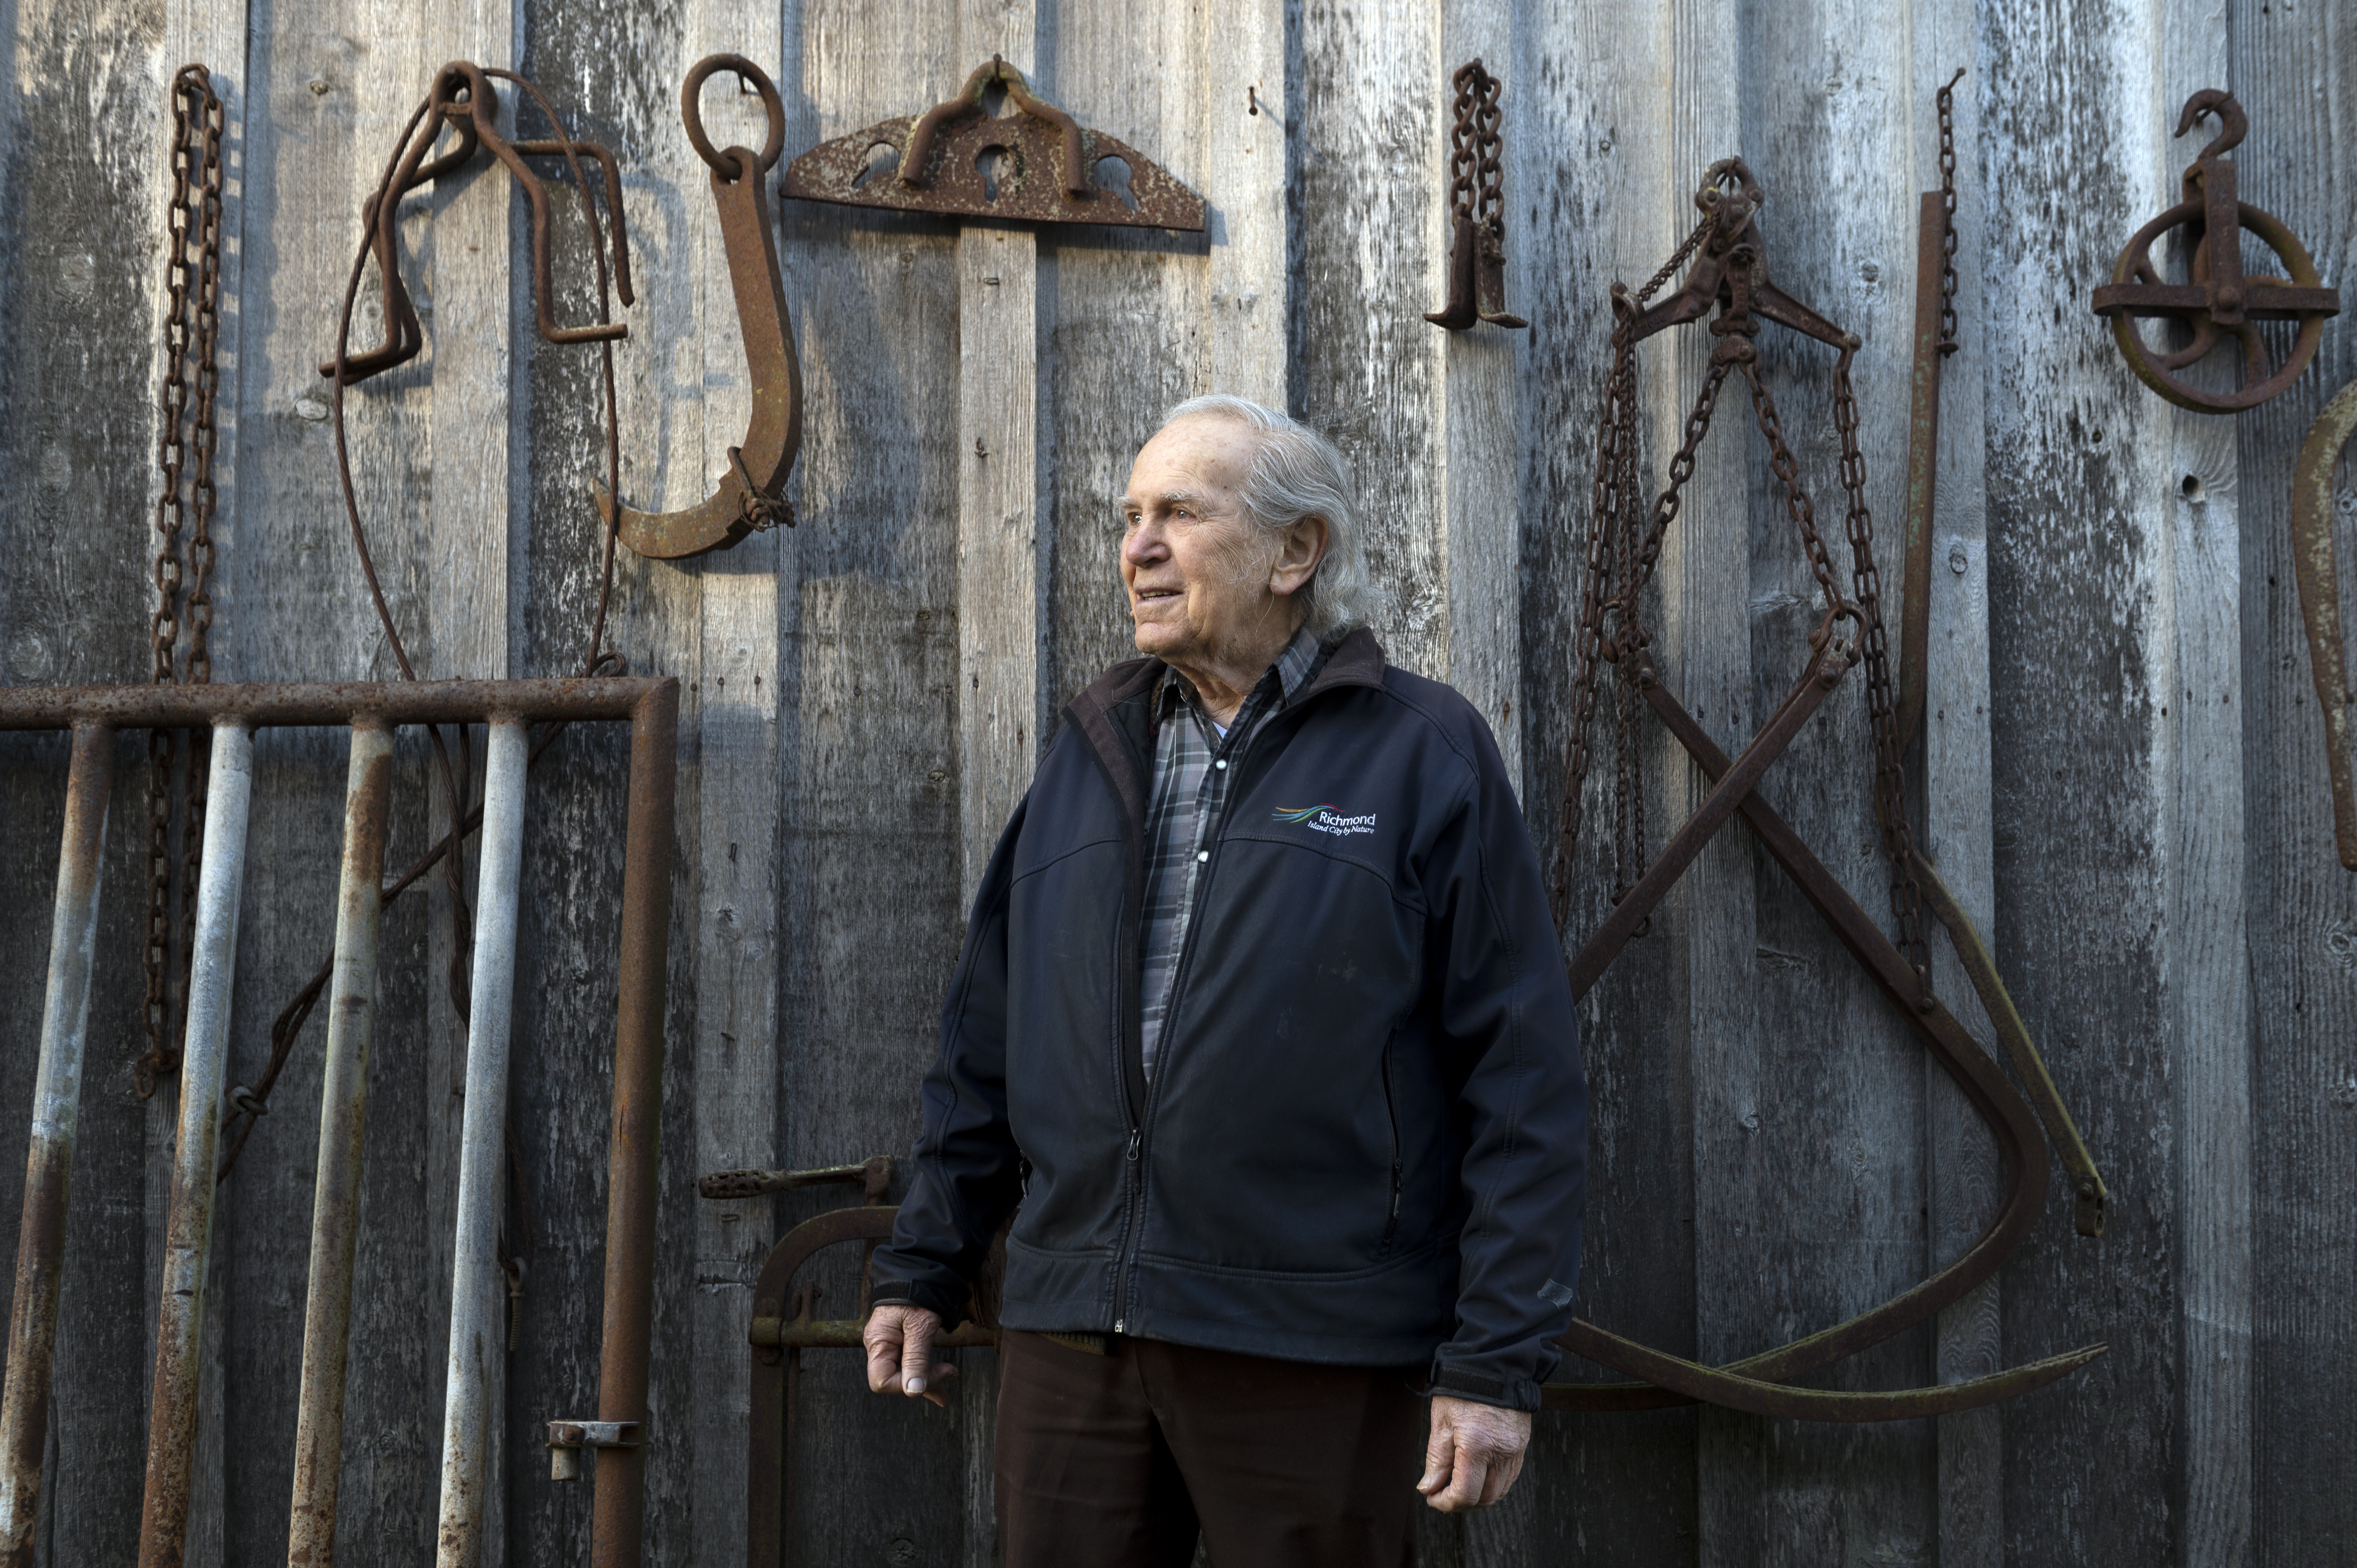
[1124,413,1259,507]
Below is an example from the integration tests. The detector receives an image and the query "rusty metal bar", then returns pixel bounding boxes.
[1567,643,1847,996]
[589,682,678,1568]
[434,717,529,1568]
[137,719,254,1568]
[1895,190,1947,751]
[0,722,115,1566]
[2292,377,2357,870]
[286,721,396,1568]
[0,676,651,732]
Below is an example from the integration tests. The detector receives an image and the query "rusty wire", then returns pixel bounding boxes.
[139,65,226,1101]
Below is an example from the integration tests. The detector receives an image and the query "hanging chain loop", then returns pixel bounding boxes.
[1937,67,1964,354]
[140,64,227,1100]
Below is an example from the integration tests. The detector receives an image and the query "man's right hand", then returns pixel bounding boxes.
[863,1303,958,1408]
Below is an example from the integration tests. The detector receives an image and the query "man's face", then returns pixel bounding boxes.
[1118,416,1275,664]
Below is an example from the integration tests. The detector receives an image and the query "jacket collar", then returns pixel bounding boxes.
[1065,627,1388,835]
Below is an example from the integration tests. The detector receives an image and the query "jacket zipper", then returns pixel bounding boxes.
[1113,714,1271,1334]
[1379,1033,1403,1250]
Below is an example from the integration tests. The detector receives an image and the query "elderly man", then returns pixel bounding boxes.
[864,395,1586,1566]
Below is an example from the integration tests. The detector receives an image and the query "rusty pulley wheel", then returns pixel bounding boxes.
[2090,90,2339,414]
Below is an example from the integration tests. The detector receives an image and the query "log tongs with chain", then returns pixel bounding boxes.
[1545,159,2110,1421]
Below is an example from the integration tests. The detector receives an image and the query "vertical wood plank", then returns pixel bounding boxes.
[671,10,790,1568]
[1439,0,1519,790]
[2157,6,2251,1563]
[0,2,177,1564]
[1913,9,2003,1565]
[2231,1,2357,1558]
[1295,0,1446,680]
[1982,3,2198,1560]
[777,2,971,1562]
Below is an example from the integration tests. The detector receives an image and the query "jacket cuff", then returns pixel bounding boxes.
[867,1279,969,1332]
[1428,1360,1543,1413]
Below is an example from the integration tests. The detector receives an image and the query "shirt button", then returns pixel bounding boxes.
[1215,759,1227,770]
[1196,851,1209,863]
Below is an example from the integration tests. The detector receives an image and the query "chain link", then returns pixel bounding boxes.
[1937,68,1964,353]
[140,65,226,1100]
[1440,60,1506,234]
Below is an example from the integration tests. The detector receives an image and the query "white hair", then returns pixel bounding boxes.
[1158,394,1379,637]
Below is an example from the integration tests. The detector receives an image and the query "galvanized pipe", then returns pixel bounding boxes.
[137,719,254,1568]
[591,682,678,1568]
[433,718,529,1568]
[0,722,115,1568]
[286,722,396,1568]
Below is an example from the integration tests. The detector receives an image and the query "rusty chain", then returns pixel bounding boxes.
[1441,60,1506,236]
[1937,67,1963,353]
[140,65,226,1100]
[1553,178,1928,992]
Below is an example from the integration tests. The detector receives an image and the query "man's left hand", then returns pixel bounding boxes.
[1417,1395,1532,1512]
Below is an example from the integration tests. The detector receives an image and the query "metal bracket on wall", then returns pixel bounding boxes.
[2090,89,2338,414]
[1425,58,1525,331]
[597,55,806,562]
[779,56,1206,233]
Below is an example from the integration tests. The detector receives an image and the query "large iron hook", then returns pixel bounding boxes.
[597,55,803,561]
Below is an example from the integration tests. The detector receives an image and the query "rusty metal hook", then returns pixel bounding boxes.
[2175,87,2246,160]
[904,55,1087,199]
[598,54,803,561]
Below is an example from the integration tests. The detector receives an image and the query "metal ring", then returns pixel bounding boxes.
[682,53,785,179]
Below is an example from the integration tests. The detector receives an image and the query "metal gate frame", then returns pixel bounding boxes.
[0,675,676,1568]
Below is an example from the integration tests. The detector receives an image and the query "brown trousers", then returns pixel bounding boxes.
[994,1329,1426,1568]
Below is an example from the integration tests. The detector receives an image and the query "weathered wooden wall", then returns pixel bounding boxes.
[0,0,2350,1562]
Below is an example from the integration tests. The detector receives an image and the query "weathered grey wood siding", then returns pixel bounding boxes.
[0,0,2348,1562]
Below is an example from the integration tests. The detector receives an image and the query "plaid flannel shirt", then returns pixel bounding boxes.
[1138,624,1326,1080]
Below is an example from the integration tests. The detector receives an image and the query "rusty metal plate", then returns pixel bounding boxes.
[779,58,1205,233]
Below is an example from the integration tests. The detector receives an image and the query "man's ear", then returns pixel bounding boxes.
[1268,515,1329,598]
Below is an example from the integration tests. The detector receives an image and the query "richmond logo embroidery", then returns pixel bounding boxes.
[1272,802,1377,837]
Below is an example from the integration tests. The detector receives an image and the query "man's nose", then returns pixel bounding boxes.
[1122,522,1168,567]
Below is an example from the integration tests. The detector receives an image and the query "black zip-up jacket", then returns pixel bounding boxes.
[871,629,1587,1410]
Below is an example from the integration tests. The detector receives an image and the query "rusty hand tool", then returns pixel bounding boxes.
[1547,159,2107,1420]
[318,60,634,385]
[699,1155,893,1204]
[780,55,1206,233]
[2292,379,2357,870]
[743,1203,1002,1568]
[596,54,804,561]
[2089,90,2338,414]
[1425,59,1525,331]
